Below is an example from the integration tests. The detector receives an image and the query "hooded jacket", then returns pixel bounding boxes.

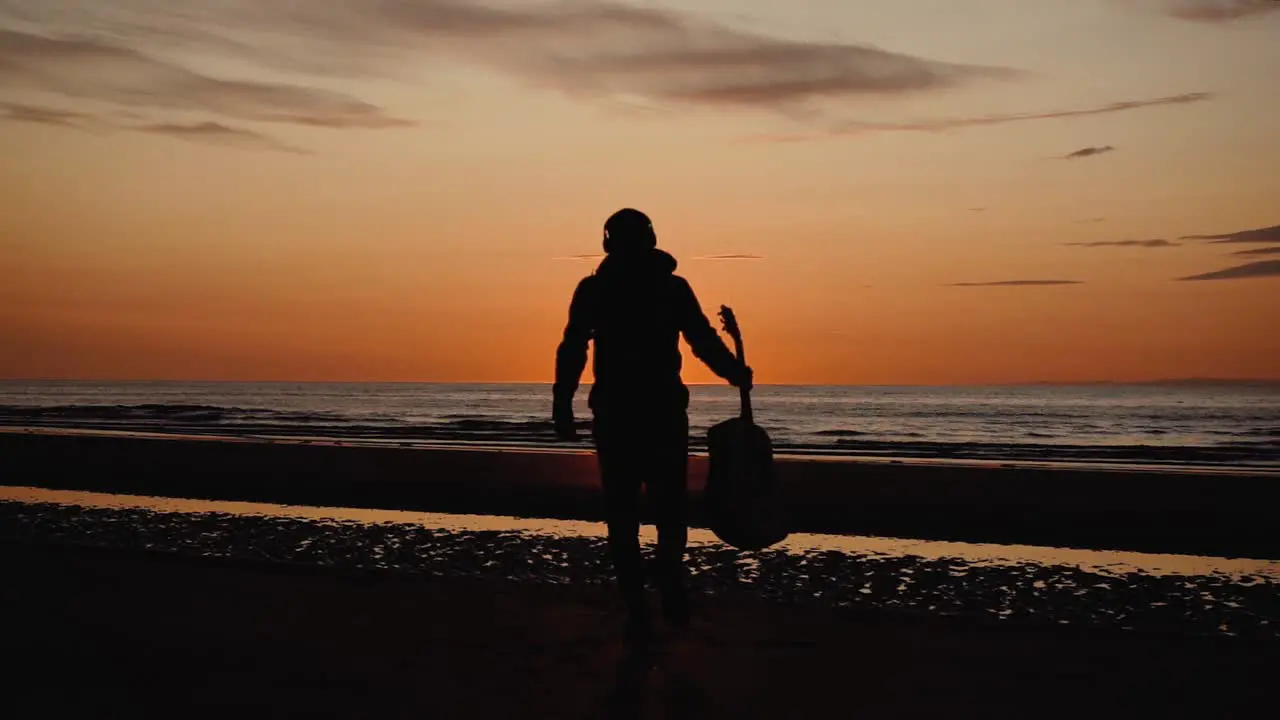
[554,248,743,413]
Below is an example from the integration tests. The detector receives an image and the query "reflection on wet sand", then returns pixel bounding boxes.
[3,486,1277,638]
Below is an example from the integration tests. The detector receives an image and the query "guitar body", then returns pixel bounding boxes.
[704,416,787,550]
[701,304,789,551]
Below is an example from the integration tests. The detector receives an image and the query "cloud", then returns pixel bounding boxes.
[1164,0,1280,22]
[1074,217,1108,224]
[0,100,94,127]
[1065,239,1180,248]
[968,207,987,212]
[0,93,310,154]
[0,2,1230,144]
[0,98,305,152]
[282,1,1022,109]
[1181,223,1280,244]
[692,254,765,260]
[752,92,1211,141]
[0,28,413,129]
[1178,259,1280,281]
[1233,246,1280,256]
[553,254,604,261]
[0,1,1018,127]
[949,280,1083,287]
[133,121,308,154]
[1063,145,1116,159]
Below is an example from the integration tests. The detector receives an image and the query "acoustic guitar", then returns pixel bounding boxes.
[703,305,788,551]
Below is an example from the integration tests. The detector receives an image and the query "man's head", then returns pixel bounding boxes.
[603,208,656,255]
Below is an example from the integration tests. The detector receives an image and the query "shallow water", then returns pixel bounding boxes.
[3,486,1276,638]
[3,380,1277,467]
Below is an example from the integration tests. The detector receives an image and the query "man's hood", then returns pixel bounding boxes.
[594,248,678,278]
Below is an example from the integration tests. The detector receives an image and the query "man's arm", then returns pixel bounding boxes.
[552,277,594,432]
[675,277,749,385]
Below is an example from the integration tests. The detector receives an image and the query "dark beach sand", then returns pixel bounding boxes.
[7,541,1276,719]
[8,495,1276,637]
[5,431,1276,716]
[4,430,1279,558]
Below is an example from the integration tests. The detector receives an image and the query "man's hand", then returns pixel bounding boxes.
[552,397,577,441]
[730,364,754,391]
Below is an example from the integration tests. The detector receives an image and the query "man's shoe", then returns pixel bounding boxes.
[653,568,691,628]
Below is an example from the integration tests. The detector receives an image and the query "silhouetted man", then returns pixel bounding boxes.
[553,208,752,637]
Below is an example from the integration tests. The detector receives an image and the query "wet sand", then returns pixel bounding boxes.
[3,430,1279,558]
[6,541,1275,719]
[5,492,1277,638]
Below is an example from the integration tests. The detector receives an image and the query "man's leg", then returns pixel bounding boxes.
[645,410,691,625]
[594,415,648,625]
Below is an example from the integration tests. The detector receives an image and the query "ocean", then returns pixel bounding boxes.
[1,381,1276,469]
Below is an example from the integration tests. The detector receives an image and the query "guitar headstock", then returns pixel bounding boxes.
[718,305,742,344]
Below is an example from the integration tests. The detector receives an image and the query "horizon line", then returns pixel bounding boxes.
[2,377,1278,387]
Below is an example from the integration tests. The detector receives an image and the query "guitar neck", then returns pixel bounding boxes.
[732,335,752,423]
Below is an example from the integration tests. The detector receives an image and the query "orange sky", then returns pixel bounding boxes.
[2,0,1278,384]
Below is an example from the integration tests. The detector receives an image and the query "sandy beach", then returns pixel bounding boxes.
[3,430,1278,717]
[7,540,1276,719]
[4,429,1279,558]
[4,428,1277,717]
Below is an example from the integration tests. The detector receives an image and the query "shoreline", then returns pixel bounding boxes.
[4,426,1276,476]
[4,430,1279,559]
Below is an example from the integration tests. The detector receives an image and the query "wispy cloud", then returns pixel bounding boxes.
[0,2,1228,144]
[752,92,1211,141]
[289,1,1019,109]
[552,254,604,262]
[0,27,413,130]
[133,121,308,154]
[1164,0,1280,22]
[1065,239,1179,248]
[0,97,305,153]
[949,280,1083,287]
[0,0,1019,131]
[968,207,987,212]
[692,254,765,260]
[1181,223,1280,244]
[1178,259,1280,281]
[1074,217,1108,224]
[0,100,94,127]
[1063,145,1116,160]
[1233,246,1280,256]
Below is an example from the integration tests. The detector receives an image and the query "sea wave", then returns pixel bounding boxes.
[0,403,352,424]
[1,402,1276,468]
